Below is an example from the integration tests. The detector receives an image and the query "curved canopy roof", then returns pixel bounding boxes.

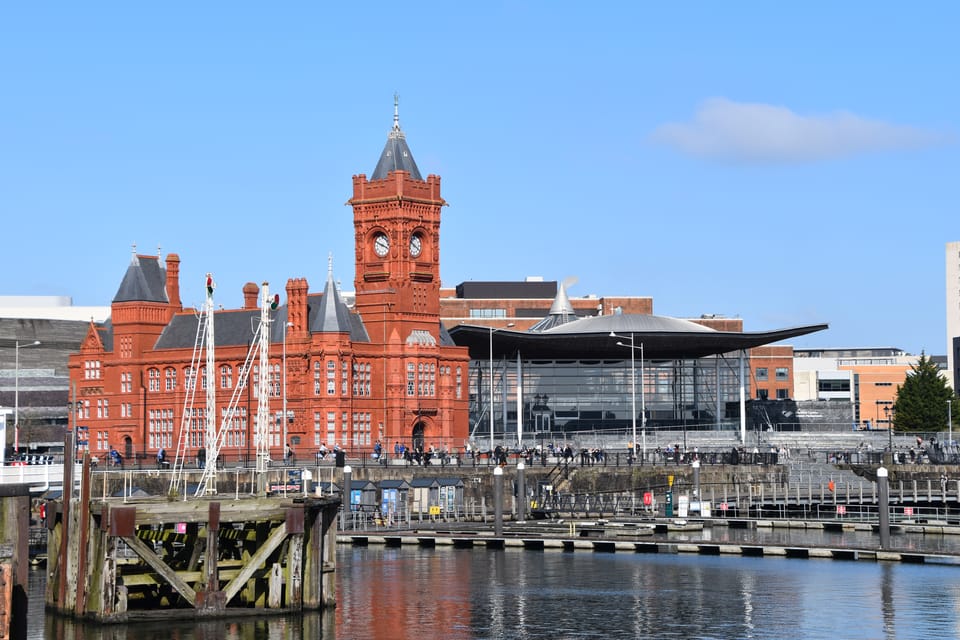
[449,313,828,361]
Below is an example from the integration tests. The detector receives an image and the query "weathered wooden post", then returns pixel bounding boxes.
[0,484,31,640]
[878,467,890,550]
[494,466,504,536]
[341,465,352,531]
[516,462,526,522]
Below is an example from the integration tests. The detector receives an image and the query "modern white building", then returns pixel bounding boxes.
[0,295,110,323]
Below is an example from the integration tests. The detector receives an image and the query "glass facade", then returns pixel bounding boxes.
[468,354,749,445]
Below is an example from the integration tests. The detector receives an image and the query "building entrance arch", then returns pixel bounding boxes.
[411,423,425,451]
[124,436,133,461]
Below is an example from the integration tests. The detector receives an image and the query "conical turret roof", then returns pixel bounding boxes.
[113,247,168,303]
[310,255,354,334]
[371,95,422,181]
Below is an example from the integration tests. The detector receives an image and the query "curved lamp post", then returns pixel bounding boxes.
[488,323,515,454]
[15,339,41,453]
[610,332,645,462]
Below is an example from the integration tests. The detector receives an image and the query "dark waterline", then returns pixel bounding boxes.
[26,543,960,639]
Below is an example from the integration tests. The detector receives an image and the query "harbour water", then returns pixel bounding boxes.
[26,536,960,640]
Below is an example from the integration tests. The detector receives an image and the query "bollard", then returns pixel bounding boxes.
[341,465,352,532]
[692,459,701,503]
[517,462,526,523]
[494,466,504,536]
[877,467,890,550]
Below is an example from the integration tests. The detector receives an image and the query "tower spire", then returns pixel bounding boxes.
[393,92,400,132]
[371,94,420,179]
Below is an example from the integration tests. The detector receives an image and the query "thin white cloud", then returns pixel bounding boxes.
[651,98,948,163]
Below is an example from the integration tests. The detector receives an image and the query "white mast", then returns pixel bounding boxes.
[173,273,217,496]
[203,274,217,493]
[255,282,274,490]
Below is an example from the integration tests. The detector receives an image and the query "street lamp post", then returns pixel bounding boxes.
[14,340,41,454]
[489,323,515,455]
[884,405,893,453]
[611,332,645,462]
[282,322,293,462]
[948,398,952,445]
[948,399,953,457]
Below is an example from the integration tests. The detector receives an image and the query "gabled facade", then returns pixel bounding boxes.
[67,110,470,463]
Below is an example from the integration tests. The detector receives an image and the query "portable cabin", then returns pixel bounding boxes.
[410,477,440,515]
[379,479,411,516]
[436,477,465,515]
[349,479,379,512]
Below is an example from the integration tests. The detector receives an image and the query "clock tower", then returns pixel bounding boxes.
[351,98,445,343]
[349,99,468,453]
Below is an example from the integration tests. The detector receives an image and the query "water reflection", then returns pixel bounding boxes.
[27,544,960,640]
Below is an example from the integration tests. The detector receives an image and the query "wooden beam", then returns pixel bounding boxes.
[0,562,11,640]
[89,499,297,526]
[120,535,197,607]
[221,521,287,605]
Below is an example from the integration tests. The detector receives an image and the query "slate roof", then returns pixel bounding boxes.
[310,269,356,334]
[155,308,260,350]
[113,254,168,303]
[152,288,370,351]
[97,318,114,352]
[438,322,457,347]
[370,99,422,181]
[349,479,377,490]
[379,479,411,490]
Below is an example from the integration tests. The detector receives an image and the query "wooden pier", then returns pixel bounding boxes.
[339,520,960,566]
[1,484,30,640]
[44,461,341,623]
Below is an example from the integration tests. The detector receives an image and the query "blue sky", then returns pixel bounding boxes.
[1,3,956,355]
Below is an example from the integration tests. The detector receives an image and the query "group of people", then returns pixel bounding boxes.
[315,442,341,462]
[394,441,452,466]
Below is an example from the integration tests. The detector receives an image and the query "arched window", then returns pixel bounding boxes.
[165,367,177,392]
[148,368,160,392]
[220,365,232,389]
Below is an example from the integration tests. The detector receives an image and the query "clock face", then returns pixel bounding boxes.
[373,232,390,257]
[409,234,422,258]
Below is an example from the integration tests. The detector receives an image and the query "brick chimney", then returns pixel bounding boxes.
[165,253,182,310]
[243,282,259,310]
[286,277,309,334]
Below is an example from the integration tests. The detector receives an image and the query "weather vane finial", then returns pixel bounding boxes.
[393,92,400,130]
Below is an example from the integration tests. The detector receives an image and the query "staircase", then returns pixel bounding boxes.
[783,454,867,498]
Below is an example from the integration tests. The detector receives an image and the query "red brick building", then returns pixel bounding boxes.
[68,109,470,464]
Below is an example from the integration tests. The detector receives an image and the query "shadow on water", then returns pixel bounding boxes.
[27,572,333,640]
[41,615,331,640]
